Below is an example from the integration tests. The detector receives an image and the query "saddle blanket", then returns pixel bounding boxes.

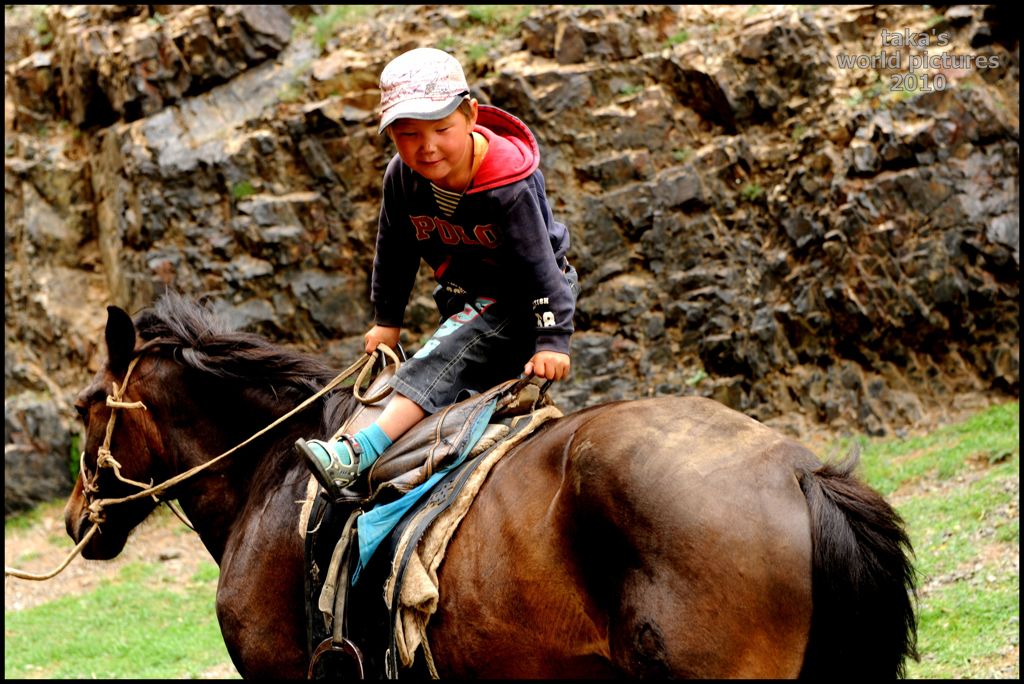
[387,405,562,675]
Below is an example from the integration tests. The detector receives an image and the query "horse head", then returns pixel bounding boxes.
[64,305,170,559]
[64,293,353,565]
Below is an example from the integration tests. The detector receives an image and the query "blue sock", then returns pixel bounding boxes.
[353,423,393,472]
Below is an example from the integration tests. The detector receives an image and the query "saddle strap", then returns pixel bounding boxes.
[318,508,363,636]
[308,508,366,679]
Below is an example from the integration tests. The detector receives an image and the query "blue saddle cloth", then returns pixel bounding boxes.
[353,397,497,583]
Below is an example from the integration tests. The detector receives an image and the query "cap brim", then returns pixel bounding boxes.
[378,94,467,134]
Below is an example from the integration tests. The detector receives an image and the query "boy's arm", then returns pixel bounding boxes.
[371,159,420,328]
[501,182,576,356]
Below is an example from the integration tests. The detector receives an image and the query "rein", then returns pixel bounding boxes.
[5,343,401,581]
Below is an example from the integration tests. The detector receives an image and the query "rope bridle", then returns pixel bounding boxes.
[5,342,401,581]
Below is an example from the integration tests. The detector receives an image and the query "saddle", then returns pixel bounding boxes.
[329,367,547,505]
[303,371,558,678]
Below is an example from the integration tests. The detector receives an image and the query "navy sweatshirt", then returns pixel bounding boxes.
[370,105,575,355]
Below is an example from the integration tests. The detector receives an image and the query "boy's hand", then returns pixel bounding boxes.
[365,325,401,354]
[524,351,570,381]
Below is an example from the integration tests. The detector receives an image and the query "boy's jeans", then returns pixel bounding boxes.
[390,264,579,414]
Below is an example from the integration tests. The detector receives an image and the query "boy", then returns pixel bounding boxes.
[296,47,579,498]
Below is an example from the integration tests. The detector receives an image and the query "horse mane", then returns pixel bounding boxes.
[134,291,356,431]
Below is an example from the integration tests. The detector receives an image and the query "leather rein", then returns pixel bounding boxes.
[5,341,401,581]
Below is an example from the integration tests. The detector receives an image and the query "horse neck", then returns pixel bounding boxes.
[162,383,328,563]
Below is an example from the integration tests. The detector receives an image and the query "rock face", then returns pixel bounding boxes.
[4,5,1019,513]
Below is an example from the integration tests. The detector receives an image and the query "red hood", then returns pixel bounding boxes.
[467,105,540,194]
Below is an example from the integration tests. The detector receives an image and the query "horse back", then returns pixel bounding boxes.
[430,396,816,678]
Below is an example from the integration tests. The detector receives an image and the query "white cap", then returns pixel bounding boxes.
[378,48,470,134]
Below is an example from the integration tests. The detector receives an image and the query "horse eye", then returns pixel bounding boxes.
[75,405,89,423]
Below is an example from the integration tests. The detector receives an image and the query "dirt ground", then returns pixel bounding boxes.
[5,501,213,612]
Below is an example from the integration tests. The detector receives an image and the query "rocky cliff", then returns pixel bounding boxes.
[4,4,1019,514]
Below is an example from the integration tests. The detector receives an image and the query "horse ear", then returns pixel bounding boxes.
[105,305,137,375]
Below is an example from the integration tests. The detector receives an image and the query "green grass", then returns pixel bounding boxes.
[5,561,235,678]
[69,433,81,481]
[467,40,495,63]
[672,147,693,163]
[277,80,305,104]
[231,180,257,200]
[740,182,764,201]
[464,5,532,34]
[850,401,1018,496]
[664,29,690,48]
[841,400,1020,679]
[685,368,708,387]
[4,504,52,533]
[915,577,1018,676]
[32,6,54,48]
[304,5,374,52]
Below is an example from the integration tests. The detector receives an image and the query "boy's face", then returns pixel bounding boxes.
[388,101,478,191]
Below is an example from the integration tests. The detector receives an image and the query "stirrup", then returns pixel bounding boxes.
[295,436,361,497]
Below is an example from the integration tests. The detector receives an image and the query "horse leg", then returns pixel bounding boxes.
[215,496,310,678]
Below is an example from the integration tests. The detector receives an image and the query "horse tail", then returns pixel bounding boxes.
[797,447,918,679]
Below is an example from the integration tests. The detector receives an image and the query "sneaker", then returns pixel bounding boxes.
[294,435,362,498]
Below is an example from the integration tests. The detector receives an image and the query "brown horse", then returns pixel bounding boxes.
[64,293,917,679]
